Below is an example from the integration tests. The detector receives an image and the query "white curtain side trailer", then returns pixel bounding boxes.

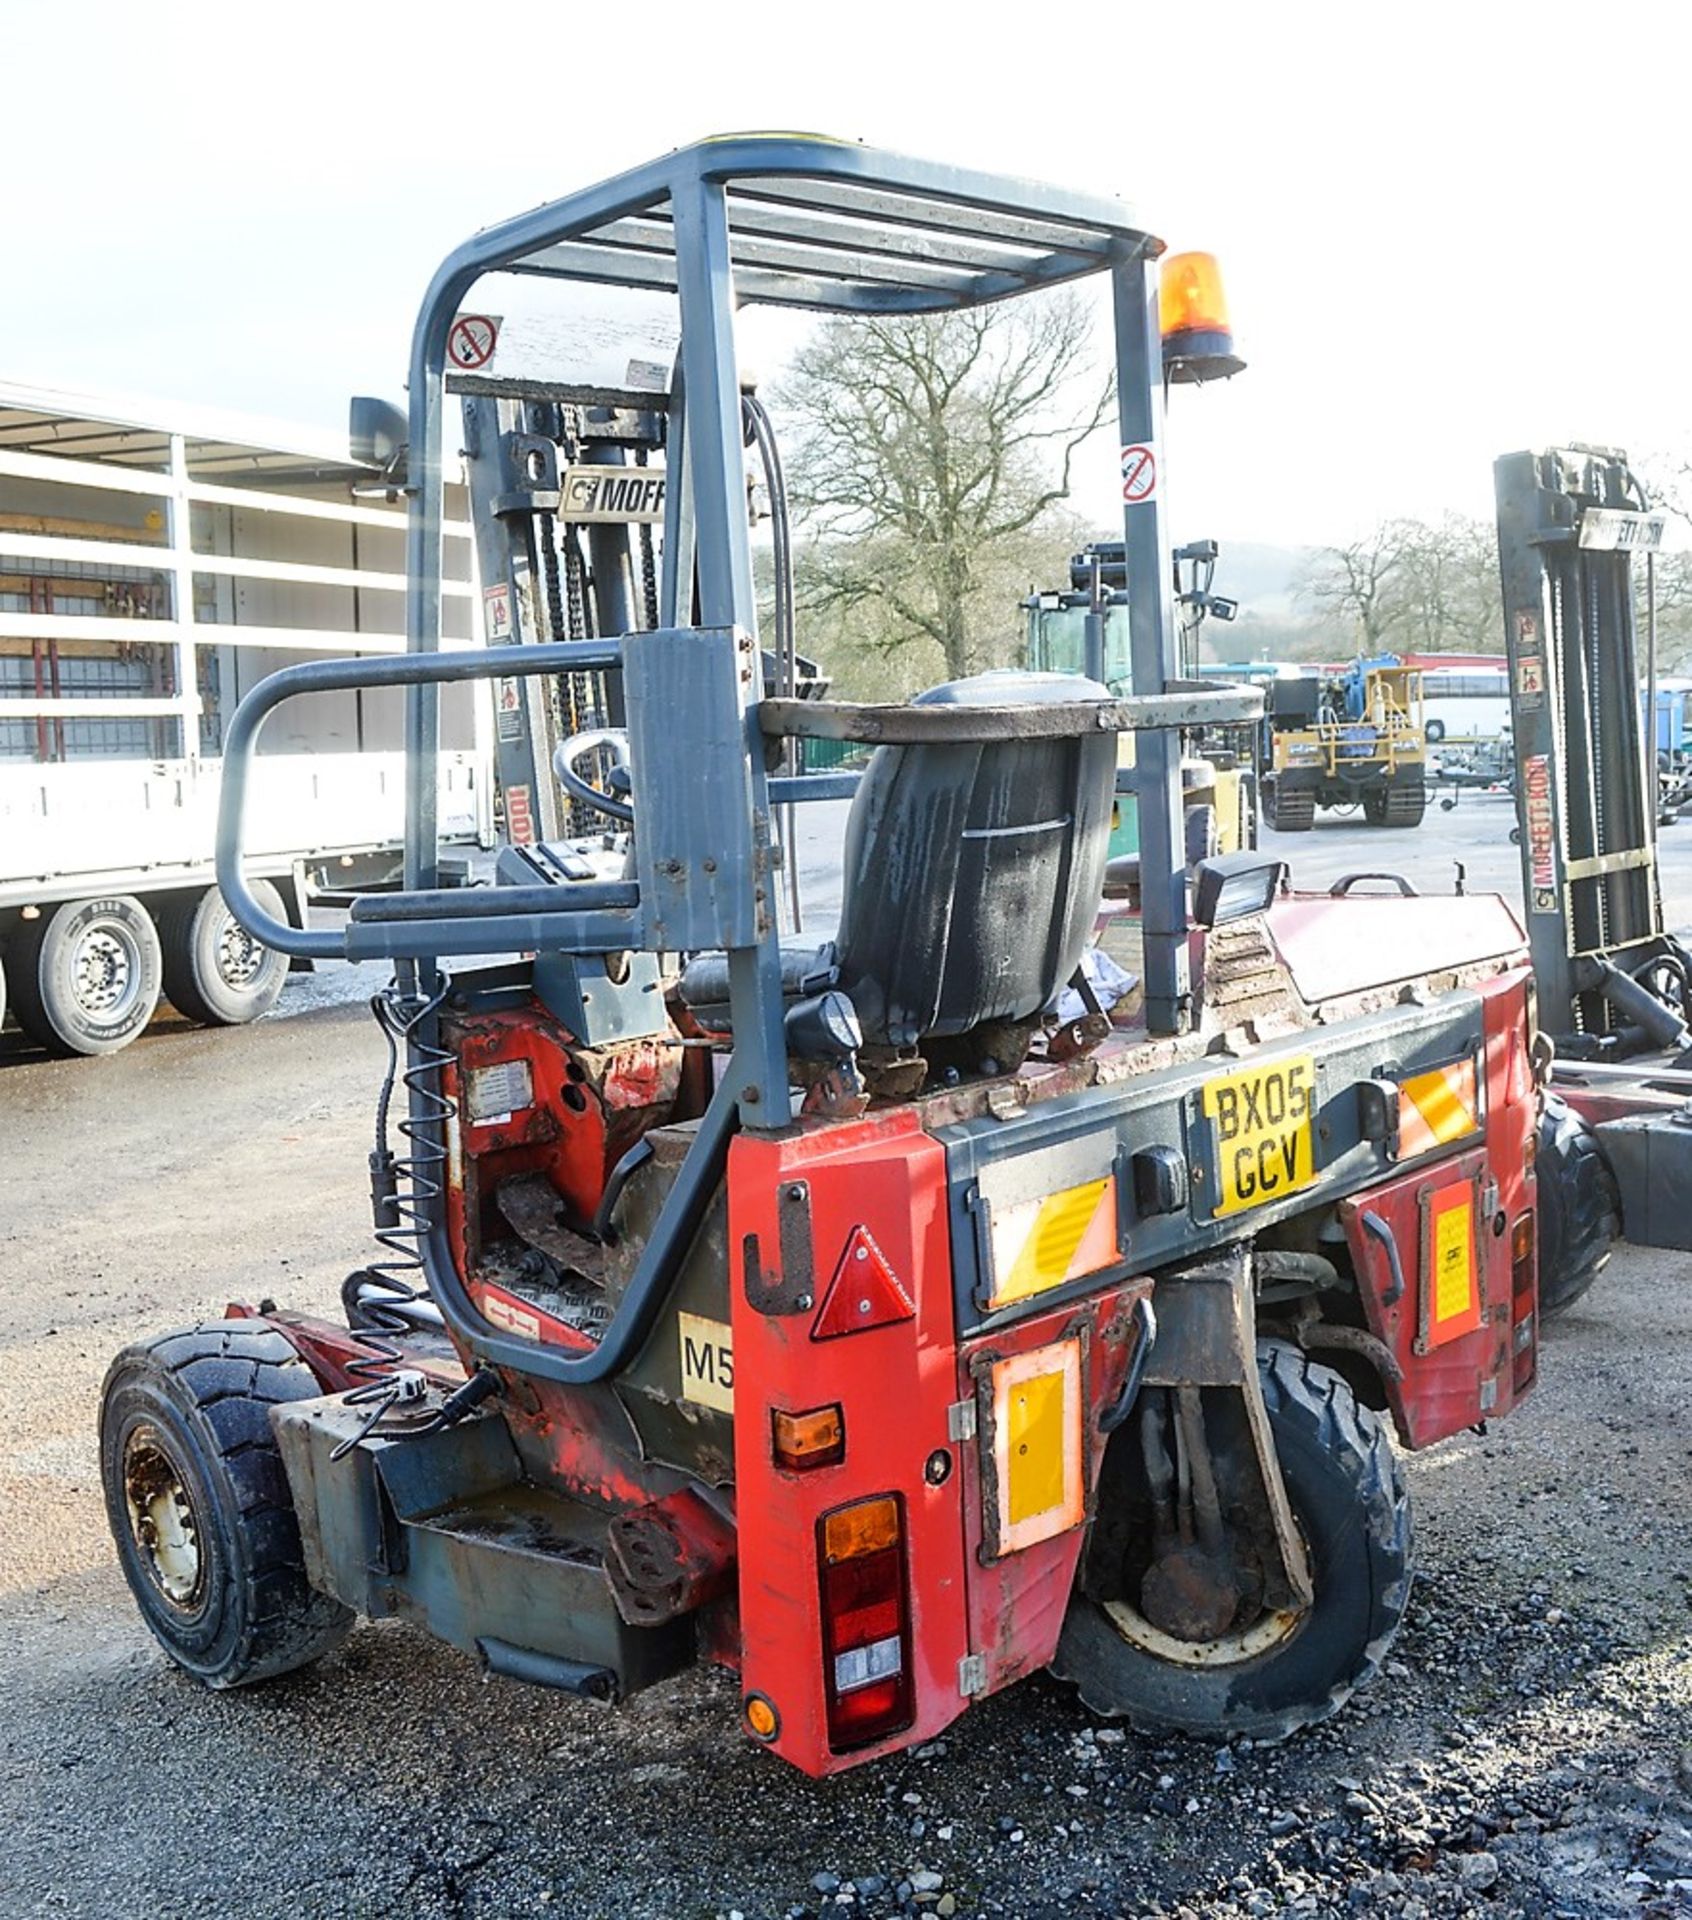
[0,381,494,1055]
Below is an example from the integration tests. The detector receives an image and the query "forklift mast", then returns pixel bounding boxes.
[1494,448,1678,1045]
[460,393,662,845]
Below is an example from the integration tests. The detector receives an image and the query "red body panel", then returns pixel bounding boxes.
[956,1283,1150,1696]
[728,1110,971,1775]
[1342,965,1539,1447]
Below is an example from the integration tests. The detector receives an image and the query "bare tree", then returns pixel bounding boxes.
[1300,522,1418,653]
[1303,516,1502,656]
[1397,515,1502,654]
[776,296,1112,682]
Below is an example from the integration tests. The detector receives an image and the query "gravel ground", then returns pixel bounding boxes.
[3,799,1691,1919]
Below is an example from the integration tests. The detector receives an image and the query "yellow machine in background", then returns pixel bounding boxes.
[1260,657,1427,832]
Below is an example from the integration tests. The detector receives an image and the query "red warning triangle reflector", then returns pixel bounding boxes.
[811,1226,915,1341]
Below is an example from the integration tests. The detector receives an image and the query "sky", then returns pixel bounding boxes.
[6,0,1692,551]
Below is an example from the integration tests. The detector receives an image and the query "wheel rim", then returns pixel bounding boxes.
[1100,1595,1306,1669]
[213,910,269,990]
[122,1427,205,1610]
[69,921,145,1022]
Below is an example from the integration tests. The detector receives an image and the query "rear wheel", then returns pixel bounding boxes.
[1535,1092,1620,1317]
[100,1320,352,1687]
[1052,1343,1411,1740]
[8,896,162,1055]
[159,881,290,1026]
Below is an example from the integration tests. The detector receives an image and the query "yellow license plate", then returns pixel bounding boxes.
[1201,1054,1317,1217]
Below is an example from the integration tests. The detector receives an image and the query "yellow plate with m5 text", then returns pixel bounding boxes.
[1202,1053,1317,1217]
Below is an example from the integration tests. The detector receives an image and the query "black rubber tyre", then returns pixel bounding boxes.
[1184,802,1219,869]
[1425,718,1446,743]
[1052,1343,1412,1741]
[1535,1092,1621,1318]
[7,896,162,1055]
[1266,780,1315,834]
[100,1320,352,1687]
[0,944,7,1035]
[159,881,290,1027]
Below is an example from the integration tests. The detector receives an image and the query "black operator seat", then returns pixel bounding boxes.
[832,670,1116,1049]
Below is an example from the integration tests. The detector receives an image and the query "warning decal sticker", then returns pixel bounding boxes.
[1120,444,1157,504]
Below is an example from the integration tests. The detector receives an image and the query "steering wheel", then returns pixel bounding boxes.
[553,728,634,824]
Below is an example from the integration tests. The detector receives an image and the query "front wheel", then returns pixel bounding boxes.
[100,1320,352,1687]
[1052,1343,1411,1740]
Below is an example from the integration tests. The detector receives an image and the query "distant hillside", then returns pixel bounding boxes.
[1197,538,1331,663]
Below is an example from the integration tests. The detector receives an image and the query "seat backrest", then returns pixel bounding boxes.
[834,671,1116,1049]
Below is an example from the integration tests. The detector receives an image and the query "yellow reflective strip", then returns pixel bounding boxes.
[1432,1196,1476,1323]
[1006,1366,1068,1526]
[1000,1177,1112,1304]
[1403,1061,1478,1148]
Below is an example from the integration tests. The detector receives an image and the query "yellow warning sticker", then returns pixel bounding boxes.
[678,1311,734,1413]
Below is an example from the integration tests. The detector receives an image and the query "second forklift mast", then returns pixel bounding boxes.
[1494,447,1688,1052]
[458,384,664,845]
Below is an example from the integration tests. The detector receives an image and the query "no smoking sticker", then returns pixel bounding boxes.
[447,313,500,370]
[1121,444,1157,504]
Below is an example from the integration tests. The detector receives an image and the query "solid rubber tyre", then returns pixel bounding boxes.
[1184,802,1219,869]
[100,1320,352,1687]
[7,896,162,1055]
[1425,718,1446,743]
[1535,1092,1620,1317]
[1052,1343,1412,1741]
[159,881,290,1026]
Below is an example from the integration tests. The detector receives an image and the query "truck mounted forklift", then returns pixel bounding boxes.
[100,137,1586,1776]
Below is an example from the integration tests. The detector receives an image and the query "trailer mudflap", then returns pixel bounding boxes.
[955,1279,1151,1697]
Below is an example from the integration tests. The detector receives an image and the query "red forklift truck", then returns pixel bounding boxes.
[99,138,1583,1777]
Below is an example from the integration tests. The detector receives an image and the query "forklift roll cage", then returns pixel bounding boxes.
[213,136,1264,1388]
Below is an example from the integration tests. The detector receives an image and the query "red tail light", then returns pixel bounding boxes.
[818,1495,913,1751]
[1510,1212,1537,1393]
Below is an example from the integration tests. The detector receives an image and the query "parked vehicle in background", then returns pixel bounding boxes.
[1023,540,1256,863]
[0,383,492,1055]
[1418,660,1510,745]
[1260,655,1427,831]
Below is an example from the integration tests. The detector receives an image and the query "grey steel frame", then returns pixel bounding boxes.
[214,136,1246,1388]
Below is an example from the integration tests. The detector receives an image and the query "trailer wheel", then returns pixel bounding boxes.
[1052,1343,1411,1741]
[1535,1092,1620,1318]
[7,896,162,1055]
[159,882,290,1027]
[100,1320,352,1688]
